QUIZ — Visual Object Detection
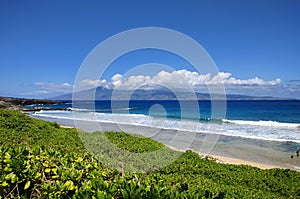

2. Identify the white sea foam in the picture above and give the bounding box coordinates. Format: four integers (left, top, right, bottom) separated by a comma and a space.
222, 119, 300, 128
69, 108, 90, 111
112, 107, 135, 111
32, 110, 300, 143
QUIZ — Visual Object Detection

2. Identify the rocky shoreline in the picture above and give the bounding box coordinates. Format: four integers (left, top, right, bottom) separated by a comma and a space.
0, 96, 68, 111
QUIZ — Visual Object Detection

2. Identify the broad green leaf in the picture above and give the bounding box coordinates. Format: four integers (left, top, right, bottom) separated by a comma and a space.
2, 181, 9, 187
45, 168, 51, 173
24, 181, 30, 190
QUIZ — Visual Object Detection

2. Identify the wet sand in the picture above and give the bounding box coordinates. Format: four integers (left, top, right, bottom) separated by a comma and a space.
33, 115, 300, 171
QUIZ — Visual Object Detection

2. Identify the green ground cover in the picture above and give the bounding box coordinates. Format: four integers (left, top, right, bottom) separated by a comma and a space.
0, 109, 299, 198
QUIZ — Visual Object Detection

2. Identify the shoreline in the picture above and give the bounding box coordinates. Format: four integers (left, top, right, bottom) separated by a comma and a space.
59, 124, 75, 129
166, 146, 280, 170
56, 125, 282, 170
209, 154, 278, 169
33, 115, 300, 172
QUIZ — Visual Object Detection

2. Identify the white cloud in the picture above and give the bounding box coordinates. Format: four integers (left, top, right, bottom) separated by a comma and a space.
34, 82, 73, 93
32, 70, 290, 98
111, 74, 152, 90
107, 70, 281, 90
225, 76, 281, 86
79, 79, 111, 89
111, 74, 123, 81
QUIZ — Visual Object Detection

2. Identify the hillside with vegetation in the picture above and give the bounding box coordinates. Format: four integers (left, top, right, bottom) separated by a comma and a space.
0, 96, 65, 110
0, 109, 300, 198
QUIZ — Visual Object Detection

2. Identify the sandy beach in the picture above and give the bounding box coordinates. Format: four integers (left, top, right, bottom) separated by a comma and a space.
166, 146, 280, 170
211, 155, 278, 169
34, 115, 300, 171
57, 124, 280, 169
59, 124, 75, 129
59, 123, 278, 169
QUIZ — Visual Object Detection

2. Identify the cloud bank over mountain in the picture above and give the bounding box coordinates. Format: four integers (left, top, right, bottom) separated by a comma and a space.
32, 69, 299, 99
77, 70, 281, 90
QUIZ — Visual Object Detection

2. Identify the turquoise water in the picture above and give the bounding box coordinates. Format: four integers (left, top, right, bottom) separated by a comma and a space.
29, 100, 300, 143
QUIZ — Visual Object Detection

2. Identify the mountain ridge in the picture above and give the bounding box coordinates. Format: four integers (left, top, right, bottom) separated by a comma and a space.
52, 87, 295, 101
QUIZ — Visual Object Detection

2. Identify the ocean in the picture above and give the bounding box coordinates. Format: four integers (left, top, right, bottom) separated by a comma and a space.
29, 100, 300, 144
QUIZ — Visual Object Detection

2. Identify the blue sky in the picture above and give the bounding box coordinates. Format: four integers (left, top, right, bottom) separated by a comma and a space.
0, 0, 299, 98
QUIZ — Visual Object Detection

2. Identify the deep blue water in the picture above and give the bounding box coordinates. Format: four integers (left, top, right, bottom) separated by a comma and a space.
67, 100, 300, 123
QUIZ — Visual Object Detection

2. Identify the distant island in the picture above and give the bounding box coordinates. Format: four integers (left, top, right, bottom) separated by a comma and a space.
0, 88, 296, 111
53, 86, 296, 101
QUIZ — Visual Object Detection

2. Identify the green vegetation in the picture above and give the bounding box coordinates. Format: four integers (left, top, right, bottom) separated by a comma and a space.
105, 132, 165, 153
1, 109, 300, 198
0, 110, 84, 153
80, 131, 181, 173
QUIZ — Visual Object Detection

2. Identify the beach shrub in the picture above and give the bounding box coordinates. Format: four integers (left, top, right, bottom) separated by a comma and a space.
105, 131, 165, 153
0, 109, 300, 198
0, 109, 84, 153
